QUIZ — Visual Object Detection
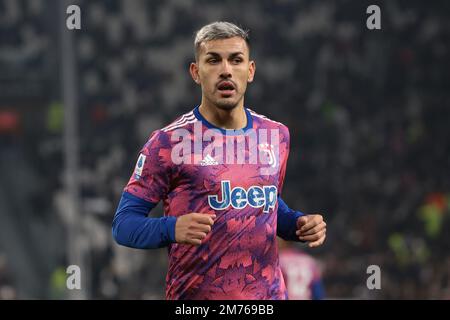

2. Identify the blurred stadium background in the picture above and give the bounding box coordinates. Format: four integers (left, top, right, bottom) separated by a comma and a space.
0, 0, 449, 299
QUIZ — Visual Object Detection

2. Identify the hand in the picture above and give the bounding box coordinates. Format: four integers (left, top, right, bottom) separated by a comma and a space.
296, 214, 326, 248
175, 213, 216, 246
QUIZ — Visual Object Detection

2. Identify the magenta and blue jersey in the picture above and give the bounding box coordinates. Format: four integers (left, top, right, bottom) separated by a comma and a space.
279, 248, 325, 300
112, 106, 305, 300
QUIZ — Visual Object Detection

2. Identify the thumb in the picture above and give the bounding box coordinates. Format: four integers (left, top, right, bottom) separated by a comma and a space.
297, 216, 307, 229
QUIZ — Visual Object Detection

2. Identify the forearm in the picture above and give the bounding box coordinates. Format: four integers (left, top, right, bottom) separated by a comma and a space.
112, 192, 177, 249
277, 197, 305, 241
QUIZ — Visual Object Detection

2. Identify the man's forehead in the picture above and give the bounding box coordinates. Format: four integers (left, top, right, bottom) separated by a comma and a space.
199, 37, 249, 56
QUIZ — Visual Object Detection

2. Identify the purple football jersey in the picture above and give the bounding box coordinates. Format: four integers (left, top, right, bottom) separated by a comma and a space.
124, 106, 290, 300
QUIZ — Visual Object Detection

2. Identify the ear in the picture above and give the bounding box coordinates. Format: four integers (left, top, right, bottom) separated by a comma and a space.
247, 60, 256, 83
190, 62, 201, 85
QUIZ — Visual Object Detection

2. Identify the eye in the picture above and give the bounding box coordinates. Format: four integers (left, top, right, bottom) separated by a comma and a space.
207, 58, 219, 64
232, 58, 243, 64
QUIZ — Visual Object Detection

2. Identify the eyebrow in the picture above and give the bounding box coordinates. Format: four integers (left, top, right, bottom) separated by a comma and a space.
205, 52, 245, 58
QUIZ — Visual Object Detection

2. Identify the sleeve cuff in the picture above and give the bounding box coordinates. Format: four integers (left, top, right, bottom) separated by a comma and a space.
165, 216, 178, 243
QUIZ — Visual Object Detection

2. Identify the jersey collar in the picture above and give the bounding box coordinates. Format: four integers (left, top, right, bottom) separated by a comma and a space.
193, 106, 254, 135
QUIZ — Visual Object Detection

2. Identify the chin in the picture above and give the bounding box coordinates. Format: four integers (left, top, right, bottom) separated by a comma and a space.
215, 101, 238, 110
214, 96, 242, 110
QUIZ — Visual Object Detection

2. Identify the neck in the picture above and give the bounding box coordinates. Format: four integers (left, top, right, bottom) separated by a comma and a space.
198, 98, 247, 130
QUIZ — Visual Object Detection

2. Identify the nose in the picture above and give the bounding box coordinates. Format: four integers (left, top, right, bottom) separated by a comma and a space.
219, 60, 232, 79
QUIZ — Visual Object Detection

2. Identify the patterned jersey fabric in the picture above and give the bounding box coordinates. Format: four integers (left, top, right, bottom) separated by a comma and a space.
124, 106, 290, 300
279, 248, 323, 300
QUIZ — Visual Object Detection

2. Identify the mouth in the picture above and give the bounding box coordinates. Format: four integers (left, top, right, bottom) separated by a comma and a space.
217, 81, 236, 96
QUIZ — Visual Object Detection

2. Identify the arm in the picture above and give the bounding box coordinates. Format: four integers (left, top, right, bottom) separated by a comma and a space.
113, 130, 214, 249
112, 191, 215, 249
112, 130, 176, 249
112, 191, 177, 249
276, 127, 307, 241
277, 197, 327, 247
277, 197, 305, 241
276, 126, 326, 247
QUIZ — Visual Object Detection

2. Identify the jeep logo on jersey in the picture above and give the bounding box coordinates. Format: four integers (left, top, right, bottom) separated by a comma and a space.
208, 180, 278, 213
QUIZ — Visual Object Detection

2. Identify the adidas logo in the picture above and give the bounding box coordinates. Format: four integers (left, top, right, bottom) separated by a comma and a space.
199, 154, 218, 166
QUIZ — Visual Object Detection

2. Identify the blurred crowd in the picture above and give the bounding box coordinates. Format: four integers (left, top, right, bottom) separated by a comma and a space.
0, 0, 449, 299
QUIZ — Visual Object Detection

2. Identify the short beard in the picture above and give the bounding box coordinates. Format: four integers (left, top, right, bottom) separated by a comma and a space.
209, 92, 244, 111
214, 99, 239, 110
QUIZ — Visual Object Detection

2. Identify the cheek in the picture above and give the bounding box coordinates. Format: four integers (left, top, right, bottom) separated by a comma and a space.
199, 73, 214, 89
237, 68, 251, 82
238, 82, 248, 93
237, 73, 250, 89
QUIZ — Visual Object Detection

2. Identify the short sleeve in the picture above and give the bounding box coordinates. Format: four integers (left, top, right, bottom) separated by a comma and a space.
277, 125, 290, 195
124, 130, 173, 204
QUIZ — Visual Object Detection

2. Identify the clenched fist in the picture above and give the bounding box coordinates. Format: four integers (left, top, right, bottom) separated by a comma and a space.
296, 214, 327, 248
175, 213, 216, 246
